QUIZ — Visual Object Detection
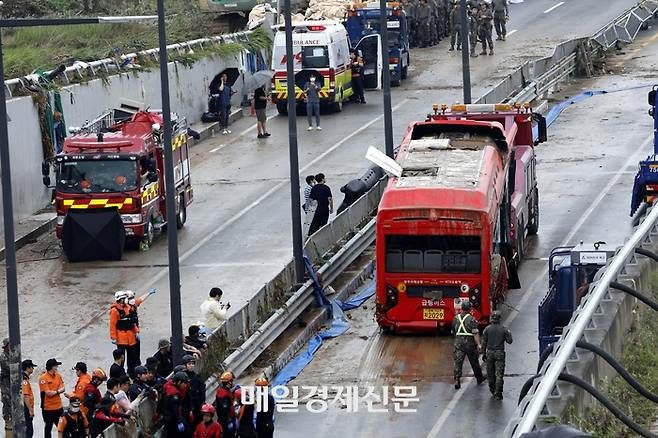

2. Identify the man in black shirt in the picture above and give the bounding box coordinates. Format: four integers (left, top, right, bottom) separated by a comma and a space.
109, 349, 126, 379
254, 85, 270, 139
153, 338, 174, 378
308, 173, 333, 236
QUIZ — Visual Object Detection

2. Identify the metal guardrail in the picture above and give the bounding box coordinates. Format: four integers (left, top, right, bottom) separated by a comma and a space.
103, 177, 386, 437
479, 0, 658, 107
3, 31, 253, 98
505, 205, 658, 437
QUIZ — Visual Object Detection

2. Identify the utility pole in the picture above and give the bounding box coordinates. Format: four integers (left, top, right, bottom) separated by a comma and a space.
379, 0, 394, 157
284, 0, 304, 284
459, 0, 472, 103
156, 0, 184, 364
0, 28, 25, 438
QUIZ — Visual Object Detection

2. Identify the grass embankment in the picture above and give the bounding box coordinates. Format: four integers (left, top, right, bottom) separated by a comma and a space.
2, 0, 249, 79
566, 273, 658, 437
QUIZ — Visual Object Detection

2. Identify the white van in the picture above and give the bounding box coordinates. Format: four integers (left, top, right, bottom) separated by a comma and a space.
271, 21, 379, 114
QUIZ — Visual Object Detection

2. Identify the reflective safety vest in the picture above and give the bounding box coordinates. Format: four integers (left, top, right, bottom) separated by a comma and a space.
455, 314, 474, 336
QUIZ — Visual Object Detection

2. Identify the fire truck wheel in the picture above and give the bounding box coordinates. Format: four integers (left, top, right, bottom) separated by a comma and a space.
176, 195, 187, 229
516, 222, 524, 261
144, 216, 154, 248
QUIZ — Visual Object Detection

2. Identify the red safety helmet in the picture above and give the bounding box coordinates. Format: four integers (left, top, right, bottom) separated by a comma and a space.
233, 388, 242, 402
200, 404, 215, 415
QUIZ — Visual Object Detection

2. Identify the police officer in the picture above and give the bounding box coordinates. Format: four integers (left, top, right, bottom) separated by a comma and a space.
491, 0, 509, 41
482, 310, 513, 400
452, 301, 486, 389
468, 5, 479, 57
0, 339, 10, 430
477, 2, 494, 55
448, 1, 461, 51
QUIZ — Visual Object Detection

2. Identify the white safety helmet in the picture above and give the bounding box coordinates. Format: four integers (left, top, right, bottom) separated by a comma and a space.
125, 290, 135, 299
114, 290, 129, 302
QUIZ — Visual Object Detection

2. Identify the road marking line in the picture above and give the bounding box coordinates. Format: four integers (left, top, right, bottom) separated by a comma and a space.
425, 134, 653, 438
57, 98, 411, 356
507, 30, 518, 37
209, 145, 224, 153
543, 2, 564, 13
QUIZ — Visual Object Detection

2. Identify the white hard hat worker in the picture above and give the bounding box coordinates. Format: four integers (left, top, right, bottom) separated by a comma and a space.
114, 290, 128, 302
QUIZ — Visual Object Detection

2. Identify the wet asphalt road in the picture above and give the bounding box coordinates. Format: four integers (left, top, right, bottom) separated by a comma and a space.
0, 0, 652, 435
273, 30, 658, 437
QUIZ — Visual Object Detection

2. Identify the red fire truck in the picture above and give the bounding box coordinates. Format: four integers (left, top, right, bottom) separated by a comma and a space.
46, 106, 193, 258
375, 103, 546, 332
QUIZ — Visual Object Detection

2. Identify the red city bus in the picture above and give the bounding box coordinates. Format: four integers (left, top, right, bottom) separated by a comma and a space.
375, 103, 544, 332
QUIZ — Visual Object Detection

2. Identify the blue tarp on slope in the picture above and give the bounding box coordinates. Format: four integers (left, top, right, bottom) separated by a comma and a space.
271, 280, 375, 388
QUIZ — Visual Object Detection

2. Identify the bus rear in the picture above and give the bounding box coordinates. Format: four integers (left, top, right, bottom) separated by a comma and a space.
375, 208, 493, 333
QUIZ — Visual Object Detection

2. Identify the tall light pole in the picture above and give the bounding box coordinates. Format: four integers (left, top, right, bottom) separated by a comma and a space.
379, 0, 394, 157
156, 0, 185, 364
459, 0, 472, 103
0, 14, 156, 437
283, 0, 304, 284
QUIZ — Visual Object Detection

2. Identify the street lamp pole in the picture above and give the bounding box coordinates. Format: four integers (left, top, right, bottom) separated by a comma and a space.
0, 26, 26, 438
379, 0, 394, 157
283, 0, 305, 284
459, 0, 472, 103
156, 0, 185, 364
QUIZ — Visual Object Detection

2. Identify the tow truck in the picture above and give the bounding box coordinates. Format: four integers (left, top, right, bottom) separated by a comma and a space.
345, 2, 410, 87
630, 86, 658, 216
43, 103, 193, 261
537, 241, 616, 355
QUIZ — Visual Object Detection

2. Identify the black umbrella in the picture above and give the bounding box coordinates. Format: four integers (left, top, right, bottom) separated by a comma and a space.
209, 68, 241, 94
62, 208, 126, 262
294, 69, 325, 91
520, 426, 593, 438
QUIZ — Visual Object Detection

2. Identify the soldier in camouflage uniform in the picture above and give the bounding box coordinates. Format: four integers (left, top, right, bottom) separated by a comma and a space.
477, 2, 494, 55
448, 1, 461, 51
482, 311, 513, 400
492, 0, 509, 40
404, 0, 418, 48
435, 0, 445, 43
416, 0, 432, 47
0, 339, 11, 427
451, 301, 486, 389
468, 5, 479, 57
429, 0, 439, 45
442, 0, 451, 38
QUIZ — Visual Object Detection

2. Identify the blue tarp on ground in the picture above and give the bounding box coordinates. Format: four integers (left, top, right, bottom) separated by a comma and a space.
271, 280, 375, 388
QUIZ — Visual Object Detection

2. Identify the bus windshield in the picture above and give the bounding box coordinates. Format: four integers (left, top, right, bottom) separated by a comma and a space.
385, 235, 481, 274
56, 160, 137, 194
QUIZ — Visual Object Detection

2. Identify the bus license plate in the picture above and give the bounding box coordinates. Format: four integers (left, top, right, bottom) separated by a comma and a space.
423, 309, 444, 320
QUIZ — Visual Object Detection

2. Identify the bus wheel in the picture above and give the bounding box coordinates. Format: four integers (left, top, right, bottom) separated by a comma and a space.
176, 194, 187, 229
276, 102, 288, 116
528, 189, 539, 235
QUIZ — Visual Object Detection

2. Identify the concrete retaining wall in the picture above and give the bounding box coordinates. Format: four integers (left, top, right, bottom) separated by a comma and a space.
0, 49, 261, 229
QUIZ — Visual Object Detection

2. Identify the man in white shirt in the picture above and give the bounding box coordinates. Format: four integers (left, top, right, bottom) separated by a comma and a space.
200, 287, 231, 331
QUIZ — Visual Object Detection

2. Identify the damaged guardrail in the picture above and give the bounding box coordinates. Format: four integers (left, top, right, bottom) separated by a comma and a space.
479, 0, 658, 106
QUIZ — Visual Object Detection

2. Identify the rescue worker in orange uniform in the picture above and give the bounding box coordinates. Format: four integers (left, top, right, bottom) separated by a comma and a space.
109, 291, 141, 375
214, 371, 236, 438
39, 358, 66, 438
65, 362, 91, 402
56, 397, 89, 438
194, 404, 222, 438
22, 359, 37, 438
126, 288, 157, 369
82, 368, 107, 424
255, 377, 275, 438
